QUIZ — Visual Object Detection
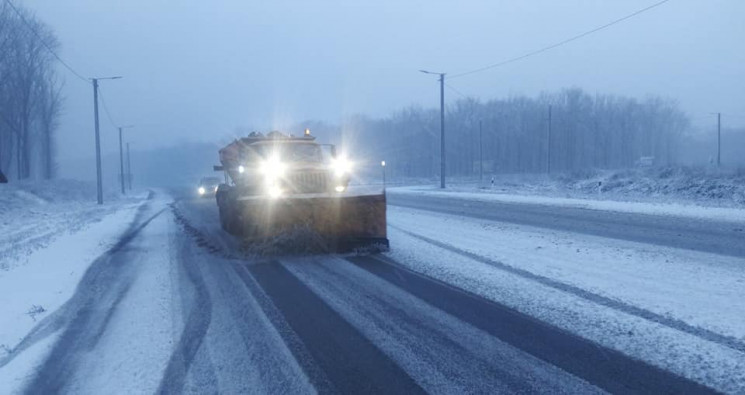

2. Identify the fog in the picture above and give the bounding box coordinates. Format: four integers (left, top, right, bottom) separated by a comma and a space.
9, 0, 745, 184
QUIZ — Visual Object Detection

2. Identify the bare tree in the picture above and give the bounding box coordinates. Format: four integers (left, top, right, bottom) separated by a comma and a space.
0, 2, 62, 181
343, 88, 690, 179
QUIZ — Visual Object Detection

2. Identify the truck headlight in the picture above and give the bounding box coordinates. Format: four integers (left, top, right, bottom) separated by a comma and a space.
331, 157, 352, 177
259, 156, 285, 178
268, 185, 283, 198
198, 187, 206, 195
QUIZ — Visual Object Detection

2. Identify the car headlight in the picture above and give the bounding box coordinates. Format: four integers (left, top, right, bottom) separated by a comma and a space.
331, 157, 352, 177
198, 187, 206, 195
334, 185, 346, 192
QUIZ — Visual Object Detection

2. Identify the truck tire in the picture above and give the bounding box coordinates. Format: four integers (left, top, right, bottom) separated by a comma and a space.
217, 184, 242, 235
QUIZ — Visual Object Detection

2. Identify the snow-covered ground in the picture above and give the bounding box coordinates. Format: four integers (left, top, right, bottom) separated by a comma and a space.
0, 180, 144, 270
386, 205, 745, 393
0, 180, 150, 391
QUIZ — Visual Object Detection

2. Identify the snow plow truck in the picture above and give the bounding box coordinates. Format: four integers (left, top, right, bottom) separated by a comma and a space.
214, 130, 389, 252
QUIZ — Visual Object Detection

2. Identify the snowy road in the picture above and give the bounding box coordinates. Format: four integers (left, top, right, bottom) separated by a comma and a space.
2, 188, 741, 393
387, 190, 745, 258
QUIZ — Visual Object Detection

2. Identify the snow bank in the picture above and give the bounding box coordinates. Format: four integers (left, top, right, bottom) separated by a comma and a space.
0, 180, 145, 270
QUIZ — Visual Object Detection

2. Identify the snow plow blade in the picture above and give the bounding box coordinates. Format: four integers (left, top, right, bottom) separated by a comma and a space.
229, 192, 389, 253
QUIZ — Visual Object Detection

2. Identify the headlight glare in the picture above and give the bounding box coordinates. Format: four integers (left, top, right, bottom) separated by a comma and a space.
198, 187, 206, 195
331, 157, 352, 177
268, 186, 282, 198
259, 156, 285, 178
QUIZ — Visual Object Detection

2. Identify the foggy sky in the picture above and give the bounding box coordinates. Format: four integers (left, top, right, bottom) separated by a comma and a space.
21, 0, 745, 170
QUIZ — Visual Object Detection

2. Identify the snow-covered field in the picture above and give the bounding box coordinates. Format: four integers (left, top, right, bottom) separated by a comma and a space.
386, 205, 745, 393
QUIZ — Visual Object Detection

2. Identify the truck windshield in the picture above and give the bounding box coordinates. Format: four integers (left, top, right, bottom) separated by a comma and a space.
200, 177, 221, 185
246, 143, 329, 164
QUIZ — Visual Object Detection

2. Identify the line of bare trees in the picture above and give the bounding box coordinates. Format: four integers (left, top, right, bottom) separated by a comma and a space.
340, 88, 689, 178
0, 2, 63, 181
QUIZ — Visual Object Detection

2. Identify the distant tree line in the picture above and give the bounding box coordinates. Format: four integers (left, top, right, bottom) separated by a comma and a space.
0, 2, 63, 181
338, 88, 690, 178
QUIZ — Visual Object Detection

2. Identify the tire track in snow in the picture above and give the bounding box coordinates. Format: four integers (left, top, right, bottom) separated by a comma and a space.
282, 257, 600, 394
345, 254, 715, 394
247, 260, 425, 394
0, 194, 157, 369
156, 207, 215, 395
390, 223, 745, 356
15, 194, 167, 393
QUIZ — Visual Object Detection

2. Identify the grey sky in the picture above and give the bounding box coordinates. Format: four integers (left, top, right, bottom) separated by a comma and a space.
22, 0, 745, 163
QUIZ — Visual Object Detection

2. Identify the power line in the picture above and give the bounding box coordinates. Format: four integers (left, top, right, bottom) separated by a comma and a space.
450, 0, 672, 79
4, 0, 89, 83
445, 83, 467, 98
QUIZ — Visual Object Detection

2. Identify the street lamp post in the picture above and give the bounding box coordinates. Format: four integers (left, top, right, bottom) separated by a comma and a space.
118, 125, 134, 194
381, 160, 386, 191
126, 142, 132, 190
420, 70, 446, 189
479, 119, 483, 185
91, 76, 122, 204
717, 112, 721, 167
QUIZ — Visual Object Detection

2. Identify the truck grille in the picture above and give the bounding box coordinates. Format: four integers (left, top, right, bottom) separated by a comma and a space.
286, 171, 328, 193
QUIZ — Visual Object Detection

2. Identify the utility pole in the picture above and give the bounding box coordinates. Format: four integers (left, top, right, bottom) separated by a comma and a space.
479, 119, 483, 185
93, 79, 103, 204
420, 70, 446, 189
91, 76, 121, 204
439, 74, 445, 189
717, 112, 721, 167
547, 105, 552, 174
118, 125, 133, 194
118, 127, 125, 194
381, 160, 386, 191
126, 142, 132, 190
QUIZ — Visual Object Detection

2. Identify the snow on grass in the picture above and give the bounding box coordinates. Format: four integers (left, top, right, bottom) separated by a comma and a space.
386, 206, 745, 393
0, 180, 148, 269
389, 167, 745, 207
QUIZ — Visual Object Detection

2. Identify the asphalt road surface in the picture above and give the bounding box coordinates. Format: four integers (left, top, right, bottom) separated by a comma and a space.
14, 190, 719, 394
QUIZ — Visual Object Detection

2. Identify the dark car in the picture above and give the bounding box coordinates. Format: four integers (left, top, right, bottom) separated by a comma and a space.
197, 176, 221, 197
